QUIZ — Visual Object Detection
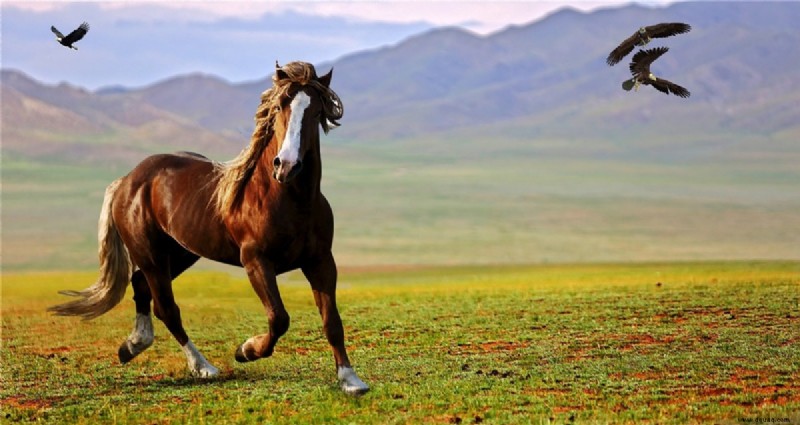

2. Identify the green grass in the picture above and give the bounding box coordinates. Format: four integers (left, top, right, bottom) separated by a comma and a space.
2, 262, 799, 424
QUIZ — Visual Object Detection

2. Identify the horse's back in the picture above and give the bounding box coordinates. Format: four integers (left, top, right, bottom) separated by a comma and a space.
175, 151, 211, 160
113, 152, 240, 265
128, 152, 214, 176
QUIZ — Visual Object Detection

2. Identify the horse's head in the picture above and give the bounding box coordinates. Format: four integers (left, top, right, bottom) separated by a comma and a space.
270, 62, 342, 184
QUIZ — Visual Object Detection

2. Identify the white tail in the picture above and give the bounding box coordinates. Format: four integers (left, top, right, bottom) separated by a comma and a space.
48, 179, 132, 320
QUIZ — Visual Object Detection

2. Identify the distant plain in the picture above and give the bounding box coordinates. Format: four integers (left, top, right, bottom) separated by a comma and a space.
3, 142, 798, 271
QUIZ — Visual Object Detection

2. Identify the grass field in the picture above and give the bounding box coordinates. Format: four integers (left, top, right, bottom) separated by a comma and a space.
2, 262, 799, 424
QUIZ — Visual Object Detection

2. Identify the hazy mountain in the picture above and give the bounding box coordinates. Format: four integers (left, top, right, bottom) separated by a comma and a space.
130, 73, 258, 134
323, 2, 800, 156
3, 2, 799, 166
1, 70, 243, 164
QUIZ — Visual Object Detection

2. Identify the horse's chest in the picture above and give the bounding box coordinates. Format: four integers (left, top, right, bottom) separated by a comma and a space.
256, 212, 319, 261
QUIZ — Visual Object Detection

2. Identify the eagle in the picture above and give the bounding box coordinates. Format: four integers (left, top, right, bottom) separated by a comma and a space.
606, 22, 691, 66
623, 46, 690, 98
51, 22, 90, 50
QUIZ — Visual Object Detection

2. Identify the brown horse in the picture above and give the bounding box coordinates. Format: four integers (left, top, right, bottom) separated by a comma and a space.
48, 61, 369, 395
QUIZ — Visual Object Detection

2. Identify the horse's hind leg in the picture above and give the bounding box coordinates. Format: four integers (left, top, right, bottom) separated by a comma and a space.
302, 252, 369, 395
143, 262, 219, 378
117, 249, 199, 363
121, 240, 216, 378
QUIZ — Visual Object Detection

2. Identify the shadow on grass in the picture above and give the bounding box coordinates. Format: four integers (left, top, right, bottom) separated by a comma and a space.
129, 371, 246, 390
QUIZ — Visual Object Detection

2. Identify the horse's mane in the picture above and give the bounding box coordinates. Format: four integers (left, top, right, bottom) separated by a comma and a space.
213, 61, 343, 214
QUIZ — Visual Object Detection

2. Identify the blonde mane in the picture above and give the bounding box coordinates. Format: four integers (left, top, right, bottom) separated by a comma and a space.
213, 62, 342, 214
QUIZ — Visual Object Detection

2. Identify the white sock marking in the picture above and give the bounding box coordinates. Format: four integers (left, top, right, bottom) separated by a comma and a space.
126, 313, 154, 355
181, 339, 219, 378
338, 366, 369, 395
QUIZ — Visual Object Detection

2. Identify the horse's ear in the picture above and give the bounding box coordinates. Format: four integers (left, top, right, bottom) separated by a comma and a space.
319, 68, 333, 88
275, 61, 289, 81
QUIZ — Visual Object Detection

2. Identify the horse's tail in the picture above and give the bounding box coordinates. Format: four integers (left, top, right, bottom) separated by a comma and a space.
48, 179, 133, 320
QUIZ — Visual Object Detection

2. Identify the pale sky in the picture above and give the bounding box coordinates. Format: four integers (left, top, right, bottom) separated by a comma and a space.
8, 0, 675, 34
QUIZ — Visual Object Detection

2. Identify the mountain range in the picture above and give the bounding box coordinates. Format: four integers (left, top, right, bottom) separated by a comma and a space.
3, 1, 799, 166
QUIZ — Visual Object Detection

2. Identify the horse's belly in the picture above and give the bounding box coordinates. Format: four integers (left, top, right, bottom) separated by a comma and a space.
166, 220, 241, 266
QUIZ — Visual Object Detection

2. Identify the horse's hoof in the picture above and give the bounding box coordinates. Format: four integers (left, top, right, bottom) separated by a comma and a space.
234, 344, 250, 363
235, 338, 271, 362
191, 364, 220, 379
341, 381, 370, 396
118, 341, 135, 364
338, 366, 369, 396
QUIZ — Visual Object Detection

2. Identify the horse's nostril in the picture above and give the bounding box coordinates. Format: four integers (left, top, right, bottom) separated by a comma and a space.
295, 160, 303, 172
273, 157, 281, 167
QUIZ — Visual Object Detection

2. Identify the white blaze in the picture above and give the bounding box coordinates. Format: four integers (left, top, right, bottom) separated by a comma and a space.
276, 91, 311, 165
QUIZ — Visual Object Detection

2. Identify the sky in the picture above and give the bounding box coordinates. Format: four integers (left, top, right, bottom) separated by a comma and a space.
2, 1, 675, 90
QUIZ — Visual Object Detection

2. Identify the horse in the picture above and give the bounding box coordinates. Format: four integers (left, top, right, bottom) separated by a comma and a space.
48, 61, 369, 395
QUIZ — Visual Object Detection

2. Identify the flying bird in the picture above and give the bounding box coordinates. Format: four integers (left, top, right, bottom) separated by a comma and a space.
606, 22, 691, 66
51, 22, 90, 50
623, 46, 690, 98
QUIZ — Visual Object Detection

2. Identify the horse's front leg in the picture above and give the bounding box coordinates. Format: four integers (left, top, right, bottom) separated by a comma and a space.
302, 252, 369, 395
235, 248, 290, 362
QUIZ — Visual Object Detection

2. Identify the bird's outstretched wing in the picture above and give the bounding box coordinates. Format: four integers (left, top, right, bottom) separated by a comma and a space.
63, 22, 89, 45
607, 22, 690, 66
606, 32, 639, 66
652, 77, 690, 98
629, 46, 669, 75
645, 22, 691, 39
51, 26, 65, 39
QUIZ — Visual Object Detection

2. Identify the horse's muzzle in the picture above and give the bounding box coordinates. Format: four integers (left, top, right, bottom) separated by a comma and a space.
272, 157, 303, 183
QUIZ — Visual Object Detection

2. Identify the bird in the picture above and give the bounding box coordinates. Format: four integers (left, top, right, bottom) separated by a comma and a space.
51, 22, 90, 50
623, 46, 690, 98
606, 22, 691, 66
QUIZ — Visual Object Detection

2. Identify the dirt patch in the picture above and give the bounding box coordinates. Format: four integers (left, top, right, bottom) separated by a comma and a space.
757, 392, 800, 407
619, 333, 678, 351
663, 382, 800, 409
700, 387, 737, 397
552, 406, 581, 415
1, 395, 60, 410
451, 340, 529, 355
750, 385, 800, 395
728, 368, 763, 384
780, 336, 800, 347
652, 313, 688, 324
526, 388, 571, 397
608, 369, 674, 381
476, 341, 528, 353
632, 371, 662, 380
30, 345, 74, 356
